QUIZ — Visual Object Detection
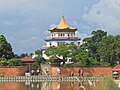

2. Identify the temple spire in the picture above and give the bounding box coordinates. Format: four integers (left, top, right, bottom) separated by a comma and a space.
56, 15, 69, 29
48, 15, 77, 31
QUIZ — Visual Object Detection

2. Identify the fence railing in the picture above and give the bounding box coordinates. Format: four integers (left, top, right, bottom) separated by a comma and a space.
0, 76, 106, 82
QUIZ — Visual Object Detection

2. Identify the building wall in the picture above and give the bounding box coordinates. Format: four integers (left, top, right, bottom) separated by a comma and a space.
51, 32, 75, 37
0, 65, 113, 76
0, 66, 28, 76
49, 66, 112, 76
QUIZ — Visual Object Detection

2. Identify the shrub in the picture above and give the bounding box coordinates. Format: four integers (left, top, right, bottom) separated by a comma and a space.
94, 77, 119, 90
0, 58, 8, 66
8, 59, 22, 66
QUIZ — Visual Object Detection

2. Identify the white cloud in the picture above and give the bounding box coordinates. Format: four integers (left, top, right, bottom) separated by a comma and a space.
0, 0, 102, 54
76, 31, 90, 40
83, 0, 120, 35
49, 24, 56, 28
72, 21, 78, 26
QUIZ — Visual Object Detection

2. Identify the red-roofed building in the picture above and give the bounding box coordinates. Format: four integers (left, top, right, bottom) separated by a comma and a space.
20, 56, 34, 72
112, 65, 120, 72
112, 65, 120, 79
20, 56, 34, 63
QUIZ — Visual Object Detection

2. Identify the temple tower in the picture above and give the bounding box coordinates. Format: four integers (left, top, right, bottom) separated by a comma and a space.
42, 16, 81, 62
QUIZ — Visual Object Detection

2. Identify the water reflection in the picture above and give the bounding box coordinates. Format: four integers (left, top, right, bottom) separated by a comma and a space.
0, 81, 99, 90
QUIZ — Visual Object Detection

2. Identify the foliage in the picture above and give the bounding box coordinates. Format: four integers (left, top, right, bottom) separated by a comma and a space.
57, 43, 70, 65
0, 58, 22, 66
97, 35, 120, 65
48, 56, 62, 66
44, 30, 120, 66
94, 77, 119, 90
8, 59, 22, 66
0, 58, 8, 66
32, 62, 39, 70
34, 56, 44, 64
44, 46, 58, 57
31, 55, 44, 70
45, 44, 70, 65
34, 50, 42, 56
0, 35, 14, 59
82, 30, 120, 66
19, 53, 29, 58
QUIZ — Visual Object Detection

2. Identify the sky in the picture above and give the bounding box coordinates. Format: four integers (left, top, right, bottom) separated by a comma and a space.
0, 0, 120, 54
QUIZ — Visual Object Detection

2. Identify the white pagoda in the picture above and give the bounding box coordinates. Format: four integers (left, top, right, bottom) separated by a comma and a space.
42, 16, 81, 63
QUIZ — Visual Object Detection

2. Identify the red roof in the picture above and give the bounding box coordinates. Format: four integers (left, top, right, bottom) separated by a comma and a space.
20, 56, 33, 62
112, 65, 120, 72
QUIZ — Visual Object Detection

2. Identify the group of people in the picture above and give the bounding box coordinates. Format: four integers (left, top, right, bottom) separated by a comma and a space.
70, 69, 84, 76
31, 69, 43, 75
30, 68, 84, 76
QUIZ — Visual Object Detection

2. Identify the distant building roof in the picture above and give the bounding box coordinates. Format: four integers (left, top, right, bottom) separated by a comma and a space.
112, 65, 120, 72
20, 56, 33, 62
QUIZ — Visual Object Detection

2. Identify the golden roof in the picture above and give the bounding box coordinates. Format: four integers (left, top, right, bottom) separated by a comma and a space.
49, 16, 77, 31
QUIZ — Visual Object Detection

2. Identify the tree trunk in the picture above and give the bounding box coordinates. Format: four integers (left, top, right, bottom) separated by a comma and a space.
63, 56, 66, 65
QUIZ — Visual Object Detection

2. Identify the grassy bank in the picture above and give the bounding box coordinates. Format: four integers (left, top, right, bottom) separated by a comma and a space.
94, 77, 119, 90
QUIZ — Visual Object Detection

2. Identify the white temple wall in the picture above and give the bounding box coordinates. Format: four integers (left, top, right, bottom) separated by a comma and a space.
51, 32, 75, 37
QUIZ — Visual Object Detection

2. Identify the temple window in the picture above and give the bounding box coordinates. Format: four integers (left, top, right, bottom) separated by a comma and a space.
52, 34, 53, 37
58, 34, 60, 36
50, 43, 52, 46
68, 34, 69, 37
58, 42, 60, 46
78, 42, 80, 46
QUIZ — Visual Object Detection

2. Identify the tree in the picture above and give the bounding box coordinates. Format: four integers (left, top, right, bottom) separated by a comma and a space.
8, 59, 22, 66
34, 55, 45, 64
0, 58, 8, 66
0, 35, 14, 59
19, 53, 28, 58
82, 30, 107, 61
44, 43, 70, 65
32, 62, 39, 70
82, 30, 120, 66
97, 35, 120, 66
91, 30, 107, 42
57, 43, 70, 65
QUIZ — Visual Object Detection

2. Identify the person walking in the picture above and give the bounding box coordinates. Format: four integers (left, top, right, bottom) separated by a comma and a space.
81, 69, 84, 76
78, 69, 81, 76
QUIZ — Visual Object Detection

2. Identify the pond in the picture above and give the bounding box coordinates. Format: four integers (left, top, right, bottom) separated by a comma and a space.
0, 81, 99, 90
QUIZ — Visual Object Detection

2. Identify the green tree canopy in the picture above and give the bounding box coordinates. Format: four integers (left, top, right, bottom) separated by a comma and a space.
44, 43, 70, 65
82, 30, 120, 66
8, 58, 22, 66
0, 35, 14, 59
34, 55, 45, 64
44, 30, 120, 66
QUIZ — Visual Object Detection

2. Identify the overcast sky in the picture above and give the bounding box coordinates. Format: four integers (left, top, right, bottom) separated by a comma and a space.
0, 0, 120, 54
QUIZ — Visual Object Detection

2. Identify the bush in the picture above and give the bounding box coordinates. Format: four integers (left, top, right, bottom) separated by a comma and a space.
32, 62, 39, 70
0, 58, 8, 66
63, 62, 86, 67
94, 77, 119, 90
8, 59, 22, 66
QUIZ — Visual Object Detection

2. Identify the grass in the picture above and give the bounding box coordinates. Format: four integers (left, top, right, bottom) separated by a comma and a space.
94, 77, 119, 90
